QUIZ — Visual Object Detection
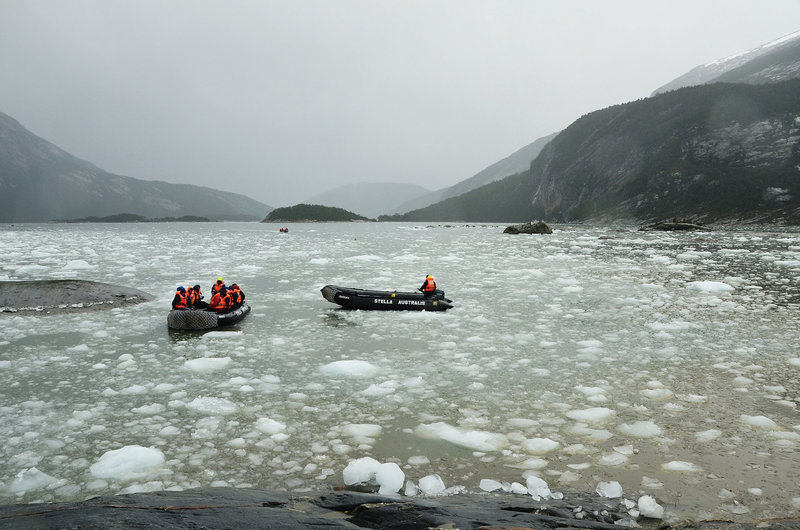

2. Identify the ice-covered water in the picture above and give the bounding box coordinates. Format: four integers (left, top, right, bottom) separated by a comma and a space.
1, 222, 799, 523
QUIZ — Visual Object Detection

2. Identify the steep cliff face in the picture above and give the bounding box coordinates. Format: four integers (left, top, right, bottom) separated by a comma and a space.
525, 80, 800, 224
0, 112, 271, 222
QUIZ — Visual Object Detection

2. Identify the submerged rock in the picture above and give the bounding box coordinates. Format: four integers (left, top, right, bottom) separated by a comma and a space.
639, 218, 710, 232
0, 279, 153, 314
503, 220, 553, 234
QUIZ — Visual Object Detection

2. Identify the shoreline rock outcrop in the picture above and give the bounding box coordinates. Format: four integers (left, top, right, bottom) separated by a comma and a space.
0, 280, 153, 314
503, 220, 553, 234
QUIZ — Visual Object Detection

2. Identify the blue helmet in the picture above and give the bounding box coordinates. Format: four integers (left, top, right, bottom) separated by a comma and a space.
177, 286, 185, 292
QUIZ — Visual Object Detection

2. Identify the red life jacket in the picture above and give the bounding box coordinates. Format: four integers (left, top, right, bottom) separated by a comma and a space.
423, 277, 436, 292
174, 290, 188, 309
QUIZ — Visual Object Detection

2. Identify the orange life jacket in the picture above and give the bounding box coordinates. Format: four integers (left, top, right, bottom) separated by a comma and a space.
173, 290, 188, 309
211, 281, 225, 296
188, 289, 201, 306
209, 292, 225, 310
423, 277, 436, 292
230, 287, 242, 305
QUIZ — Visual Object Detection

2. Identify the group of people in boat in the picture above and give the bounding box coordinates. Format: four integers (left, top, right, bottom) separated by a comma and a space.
171, 274, 434, 312
171, 277, 246, 313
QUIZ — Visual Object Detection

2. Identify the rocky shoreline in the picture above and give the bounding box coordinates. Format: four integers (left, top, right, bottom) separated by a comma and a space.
1, 488, 798, 529
0, 280, 153, 314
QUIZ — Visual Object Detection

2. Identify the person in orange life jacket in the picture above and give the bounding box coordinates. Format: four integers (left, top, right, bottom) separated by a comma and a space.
211, 277, 225, 297
188, 284, 208, 309
209, 286, 232, 313
419, 275, 436, 296
231, 284, 245, 307
171, 286, 189, 309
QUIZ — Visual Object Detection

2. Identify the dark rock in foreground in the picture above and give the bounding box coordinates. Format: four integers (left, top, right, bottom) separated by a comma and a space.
639, 219, 710, 232
504, 220, 553, 234
0, 488, 631, 529
1, 487, 796, 529
0, 280, 153, 314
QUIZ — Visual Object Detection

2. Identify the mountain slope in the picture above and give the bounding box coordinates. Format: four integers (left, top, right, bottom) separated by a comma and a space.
0, 112, 271, 222
385, 80, 800, 224
653, 30, 800, 94
393, 132, 557, 214
302, 182, 431, 218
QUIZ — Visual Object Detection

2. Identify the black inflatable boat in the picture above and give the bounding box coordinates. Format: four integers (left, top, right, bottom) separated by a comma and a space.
167, 303, 251, 330
321, 285, 453, 311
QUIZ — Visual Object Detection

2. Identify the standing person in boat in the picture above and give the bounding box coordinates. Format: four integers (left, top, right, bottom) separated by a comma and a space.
210, 277, 226, 297
188, 284, 208, 309
419, 275, 436, 296
171, 286, 189, 309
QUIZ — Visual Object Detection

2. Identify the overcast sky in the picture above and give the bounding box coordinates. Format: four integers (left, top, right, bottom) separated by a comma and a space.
1, 1, 799, 207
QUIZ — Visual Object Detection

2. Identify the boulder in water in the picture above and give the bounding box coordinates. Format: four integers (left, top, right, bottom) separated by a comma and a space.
503, 221, 553, 234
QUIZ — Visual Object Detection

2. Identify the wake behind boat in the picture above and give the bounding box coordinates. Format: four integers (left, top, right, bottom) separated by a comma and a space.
321, 285, 453, 311
167, 303, 251, 330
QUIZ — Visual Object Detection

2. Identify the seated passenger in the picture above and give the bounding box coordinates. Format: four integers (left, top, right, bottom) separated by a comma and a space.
229, 284, 244, 308
209, 286, 232, 313
172, 286, 189, 309
188, 284, 208, 309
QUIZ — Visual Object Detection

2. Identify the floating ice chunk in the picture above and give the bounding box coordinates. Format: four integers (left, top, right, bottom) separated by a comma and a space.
404, 480, 418, 496
416, 423, 507, 451
522, 437, 559, 455
565, 407, 615, 423
89, 445, 165, 480
407, 455, 430, 466
185, 397, 237, 415
517, 458, 548, 470
254, 417, 286, 435
599, 453, 628, 466
641, 388, 673, 399
662, 461, 702, 472
510, 482, 528, 495
480, 479, 503, 492
375, 462, 404, 495
321, 360, 379, 377
789, 358, 800, 368
740, 415, 777, 429
343, 424, 383, 438
596, 480, 623, 498
184, 357, 232, 372
687, 281, 735, 293
617, 420, 662, 438
418, 474, 447, 496
525, 475, 551, 500
362, 380, 398, 396
6, 467, 58, 493
638, 495, 664, 519
342, 457, 381, 485
506, 418, 539, 429
63, 259, 94, 270
696, 429, 722, 442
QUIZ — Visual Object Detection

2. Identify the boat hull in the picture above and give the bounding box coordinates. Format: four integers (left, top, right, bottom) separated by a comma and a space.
167, 303, 251, 330
320, 285, 453, 311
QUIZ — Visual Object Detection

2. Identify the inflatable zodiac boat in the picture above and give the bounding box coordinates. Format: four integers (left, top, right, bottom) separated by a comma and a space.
320, 285, 453, 311
167, 303, 251, 330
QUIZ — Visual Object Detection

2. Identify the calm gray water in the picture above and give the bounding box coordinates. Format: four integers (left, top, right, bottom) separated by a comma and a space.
1, 222, 799, 523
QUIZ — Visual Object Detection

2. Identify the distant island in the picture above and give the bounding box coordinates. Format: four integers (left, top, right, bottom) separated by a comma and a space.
263, 204, 372, 222
58, 213, 213, 223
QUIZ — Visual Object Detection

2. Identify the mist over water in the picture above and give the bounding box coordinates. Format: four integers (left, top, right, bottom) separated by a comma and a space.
1, 222, 799, 522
